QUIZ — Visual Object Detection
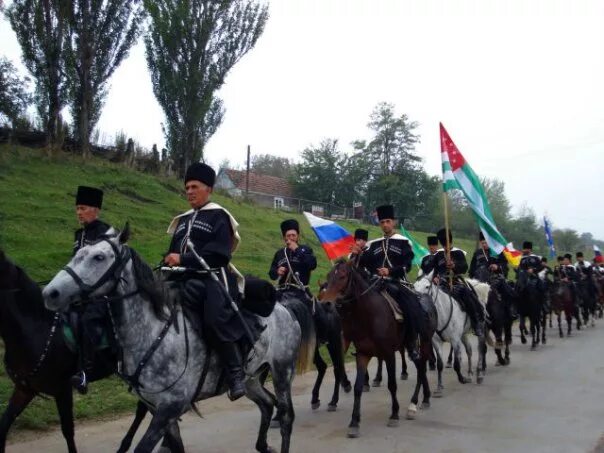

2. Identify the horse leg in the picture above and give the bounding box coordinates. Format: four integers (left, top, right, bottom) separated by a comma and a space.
0, 388, 35, 453
363, 367, 371, 392
270, 364, 296, 453
385, 355, 400, 426
504, 320, 512, 365
419, 339, 432, 408
372, 358, 383, 387
54, 386, 77, 453
117, 400, 149, 453
246, 376, 277, 453
311, 345, 326, 410
519, 315, 527, 344
133, 406, 179, 453
476, 336, 486, 384
452, 341, 470, 384
400, 350, 409, 380
541, 310, 547, 344
557, 311, 563, 338
326, 340, 343, 411
432, 337, 444, 397
446, 344, 453, 368
461, 333, 473, 377
335, 335, 352, 393
347, 353, 370, 438
530, 314, 537, 350
160, 422, 184, 453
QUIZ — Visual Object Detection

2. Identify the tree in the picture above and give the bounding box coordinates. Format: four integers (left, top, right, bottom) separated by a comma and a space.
63, 0, 143, 158
0, 57, 31, 127
554, 228, 581, 254
291, 139, 344, 204
7, 0, 68, 148
145, 0, 269, 176
251, 154, 292, 179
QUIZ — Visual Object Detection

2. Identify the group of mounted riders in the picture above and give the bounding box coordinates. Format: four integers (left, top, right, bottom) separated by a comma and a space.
68, 160, 603, 405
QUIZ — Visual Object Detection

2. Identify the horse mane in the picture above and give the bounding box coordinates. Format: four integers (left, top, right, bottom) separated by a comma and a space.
465, 278, 490, 306
129, 248, 169, 320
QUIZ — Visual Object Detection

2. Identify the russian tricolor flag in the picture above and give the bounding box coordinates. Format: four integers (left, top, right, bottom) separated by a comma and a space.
303, 212, 355, 260
594, 245, 602, 257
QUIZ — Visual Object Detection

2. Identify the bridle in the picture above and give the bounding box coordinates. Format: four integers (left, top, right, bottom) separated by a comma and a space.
62, 236, 135, 303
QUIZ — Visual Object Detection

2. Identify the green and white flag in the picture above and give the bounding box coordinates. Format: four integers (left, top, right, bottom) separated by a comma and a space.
400, 225, 429, 266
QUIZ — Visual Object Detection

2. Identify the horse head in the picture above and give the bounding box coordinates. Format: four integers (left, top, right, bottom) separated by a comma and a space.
319, 259, 355, 305
43, 224, 131, 312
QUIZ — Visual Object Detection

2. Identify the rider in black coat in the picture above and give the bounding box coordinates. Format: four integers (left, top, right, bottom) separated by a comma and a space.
71, 186, 112, 394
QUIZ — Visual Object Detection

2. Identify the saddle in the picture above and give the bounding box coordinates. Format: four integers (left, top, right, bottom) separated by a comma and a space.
61, 306, 112, 353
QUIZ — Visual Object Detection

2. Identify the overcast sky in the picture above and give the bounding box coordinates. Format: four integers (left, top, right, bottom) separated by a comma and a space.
2, 0, 603, 239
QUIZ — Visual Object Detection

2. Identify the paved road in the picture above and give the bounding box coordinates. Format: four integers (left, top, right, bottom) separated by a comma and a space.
8, 324, 604, 453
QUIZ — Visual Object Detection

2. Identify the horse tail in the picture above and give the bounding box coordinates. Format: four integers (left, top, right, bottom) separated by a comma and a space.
284, 298, 317, 374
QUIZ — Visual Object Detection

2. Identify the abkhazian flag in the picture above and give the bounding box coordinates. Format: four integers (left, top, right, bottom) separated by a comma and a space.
543, 217, 556, 258
400, 225, 429, 266
440, 123, 522, 267
303, 212, 355, 260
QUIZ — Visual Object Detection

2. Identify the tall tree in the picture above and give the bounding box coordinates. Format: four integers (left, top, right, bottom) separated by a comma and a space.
63, 0, 143, 157
0, 57, 31, 127
251, 153, 292, 179
145, 0, 269, 176
7, 0, 68, 148
554, 228, 581, 254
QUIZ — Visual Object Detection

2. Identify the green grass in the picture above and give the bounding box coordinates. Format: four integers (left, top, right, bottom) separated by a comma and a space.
0, 144, 478, 435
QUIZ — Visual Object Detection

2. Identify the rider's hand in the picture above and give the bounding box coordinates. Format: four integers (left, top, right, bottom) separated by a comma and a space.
277, 266, 288, 276
378, 267, 390, 277
433, 276, 440, 285
350, 244, 362, 255
527, 268, 534, 274
446, 259, 454, 270
286, 240, 299, 252
164, 253, 181, 266
489, 264, 499, 271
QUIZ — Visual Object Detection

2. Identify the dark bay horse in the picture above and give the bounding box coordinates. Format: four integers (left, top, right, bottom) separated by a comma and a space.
320, 261, 436, 438
550, 280, 580, 337
0, 249, 159, 453
516, 272, 546, 350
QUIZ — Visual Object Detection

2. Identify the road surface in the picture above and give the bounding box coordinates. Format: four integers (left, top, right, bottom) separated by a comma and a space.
8, 323, 604, 453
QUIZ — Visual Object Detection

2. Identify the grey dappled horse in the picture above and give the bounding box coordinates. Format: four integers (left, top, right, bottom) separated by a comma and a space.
42, 226, 314, 453
414, 272, 489, 392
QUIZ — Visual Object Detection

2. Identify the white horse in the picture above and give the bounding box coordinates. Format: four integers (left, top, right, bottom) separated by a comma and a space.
42, 226, 315, 453
414, 272, 490, 395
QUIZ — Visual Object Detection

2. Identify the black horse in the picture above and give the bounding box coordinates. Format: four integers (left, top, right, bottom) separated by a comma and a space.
0, 250, 172, 452
516, 272, 546, 350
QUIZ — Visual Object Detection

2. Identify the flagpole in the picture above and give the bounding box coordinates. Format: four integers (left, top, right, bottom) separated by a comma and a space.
443, 191, 453, 289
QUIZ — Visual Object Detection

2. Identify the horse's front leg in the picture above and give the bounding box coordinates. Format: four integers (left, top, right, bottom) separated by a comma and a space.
54, 386, 77, 453
400, 350, 409, 380
372, 358, 383, 387
311, 345, 326, 410
461, 333, 473, 377
0, 388, 35, 453
385, 354, 400, 426
432, 337, 444, 397
117, 400, 149, 453
133, 405, 179, 453
347, 353, 370, 438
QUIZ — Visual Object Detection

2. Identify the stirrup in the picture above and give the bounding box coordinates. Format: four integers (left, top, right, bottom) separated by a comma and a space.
70, 371, 88, 395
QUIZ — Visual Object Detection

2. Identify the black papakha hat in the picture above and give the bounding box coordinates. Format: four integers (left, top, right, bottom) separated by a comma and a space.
436, 228, 453, 247
576, 251, 584, 258
427, 236, 439, 246
184, 162, 216, 187
564, 253, 573, 260
354, 229, 369, 241
557, 256, 564, 262
522, 241, 533, 250
541, 257, 548, 263
280, 219, 299, 235
376, 205, 395, 221
479, 231, 485, 241
76, 186, 103, 208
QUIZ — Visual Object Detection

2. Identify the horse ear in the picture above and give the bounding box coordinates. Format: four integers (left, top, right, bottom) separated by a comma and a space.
119, 222, 131, 244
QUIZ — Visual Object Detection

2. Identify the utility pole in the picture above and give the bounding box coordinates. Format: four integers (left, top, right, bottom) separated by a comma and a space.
245, 145, 251, 198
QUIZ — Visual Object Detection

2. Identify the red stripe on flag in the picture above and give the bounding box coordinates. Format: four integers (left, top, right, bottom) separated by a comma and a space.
440, 123, 466, 171
321, 235, 355, 260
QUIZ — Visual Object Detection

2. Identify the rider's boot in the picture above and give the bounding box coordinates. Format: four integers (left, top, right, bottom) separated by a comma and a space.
217, 342, 246, 401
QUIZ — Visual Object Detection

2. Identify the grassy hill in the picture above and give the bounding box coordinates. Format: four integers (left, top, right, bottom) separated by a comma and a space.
0, 144, 478, 434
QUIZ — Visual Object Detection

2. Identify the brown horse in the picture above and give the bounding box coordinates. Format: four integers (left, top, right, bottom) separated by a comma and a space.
320, 260, 436, 438
550, 280, 579, 337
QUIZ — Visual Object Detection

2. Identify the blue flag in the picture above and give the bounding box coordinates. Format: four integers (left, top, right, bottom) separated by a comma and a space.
544, 217, 556, 258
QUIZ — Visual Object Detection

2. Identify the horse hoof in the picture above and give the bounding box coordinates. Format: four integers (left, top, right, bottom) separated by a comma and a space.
542, 338, 547, 345
421, 401, 430, 409
372, 380, 382, 387
445, 362, 453, 369
342, 382, 352, 393
362, 384, 370, 393
559, 332, 564, 338
311, 401, 320, 410
327, 404, 337, 412
521, 337, 527, 344
158, 448, 171, 453
406, 403, 418, 420
269, 419, 280, 429
505, 358, 510, 365
387, 418, 399, 427
433, 389, 443, 398
347, 426, 360, 438
459, 376, 470, 384
400, 373, 409, 381
265, 447, 278, 453
477, 376, 484, 385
